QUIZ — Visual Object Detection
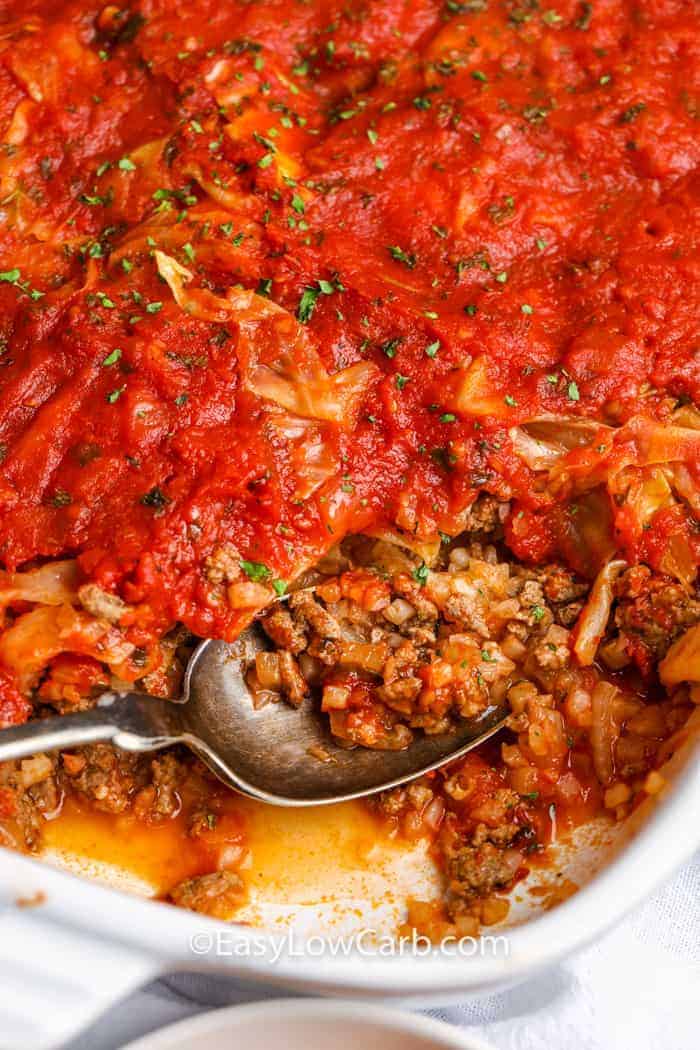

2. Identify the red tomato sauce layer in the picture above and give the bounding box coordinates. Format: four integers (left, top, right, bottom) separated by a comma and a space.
0, 0, 698, 703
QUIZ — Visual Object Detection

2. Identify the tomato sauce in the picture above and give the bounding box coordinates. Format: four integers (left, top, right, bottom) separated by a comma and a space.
0, 0, 698, 705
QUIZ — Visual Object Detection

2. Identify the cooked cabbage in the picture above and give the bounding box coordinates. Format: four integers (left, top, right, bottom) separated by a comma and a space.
659, 624, 700, 686
573, 559, 627, 666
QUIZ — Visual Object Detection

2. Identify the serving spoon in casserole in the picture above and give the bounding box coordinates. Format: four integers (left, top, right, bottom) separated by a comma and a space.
0, 626, 508, 806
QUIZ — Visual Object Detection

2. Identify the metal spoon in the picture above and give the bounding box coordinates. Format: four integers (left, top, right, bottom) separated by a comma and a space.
0, 625, 508, 805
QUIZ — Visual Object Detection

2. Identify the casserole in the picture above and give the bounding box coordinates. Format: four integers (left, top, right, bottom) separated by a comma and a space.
0, 3, 699, 1048
1, 706, 698, 1050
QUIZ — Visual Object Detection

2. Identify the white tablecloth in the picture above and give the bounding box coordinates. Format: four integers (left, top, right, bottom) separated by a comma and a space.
67, 850, 699, 1050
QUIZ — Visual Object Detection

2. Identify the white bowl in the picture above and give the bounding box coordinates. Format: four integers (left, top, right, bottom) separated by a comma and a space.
120, 999, 492, 1050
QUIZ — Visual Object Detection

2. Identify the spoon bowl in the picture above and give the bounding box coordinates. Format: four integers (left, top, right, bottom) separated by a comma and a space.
0, 624, 508, 806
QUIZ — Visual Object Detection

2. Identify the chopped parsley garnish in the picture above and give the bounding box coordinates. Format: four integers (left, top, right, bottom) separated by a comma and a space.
619, 102, 646, 124
387, 245, 417, 269
140, 486, 170, 509
382, 338, 402, 359
297, 286, 319, 322
425, 340, 440, 358
575, 2, 593, 29
81, 191, 112, 207
413, 563, 429, 586
296, 279, 335, 322
102, 348, 122, 367
106, 385, 125, 403
567, 381, 580, 401
523, 105, 549, 123
272, 579, 287, 596
240, 559, 271, 582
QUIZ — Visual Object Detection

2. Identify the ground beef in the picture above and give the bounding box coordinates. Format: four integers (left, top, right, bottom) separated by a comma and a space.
289, 591, 343, 640
132, 753, 184, 821
169, 870, 245, 918
260, 605, 307, 654
460, 495, 507, 535
254, 535, 570, 746
61, 744, 145, 813
0, 755, 61, 849
531, 625, 571, 671
77, 584, 129, 624
447, 841, 521, 901
542, 566, 589, 605
614, 566, 700, 664
203, 543, 242, 585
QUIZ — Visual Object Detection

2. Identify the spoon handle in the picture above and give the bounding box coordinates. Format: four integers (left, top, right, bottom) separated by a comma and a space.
0, 692, 184, 763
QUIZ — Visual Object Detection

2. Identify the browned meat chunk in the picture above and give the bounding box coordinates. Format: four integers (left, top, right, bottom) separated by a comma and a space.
203, 544, 241, 585
278, 651, 308, 706
64, 743, 144, 814
133, 753, 184, 821
78, 583, 129, 624
289, 591, 343, 639
0, 755, 61, 850
169, 870, 245, 919
614, 566, 700, 663
461, 495, 504, 535
542, 566, 589, 605
448, 842, 521, 901
260, 606, 307, 654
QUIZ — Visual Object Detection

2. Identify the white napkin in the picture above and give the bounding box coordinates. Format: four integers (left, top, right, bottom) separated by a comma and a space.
67, 850, 699, 1050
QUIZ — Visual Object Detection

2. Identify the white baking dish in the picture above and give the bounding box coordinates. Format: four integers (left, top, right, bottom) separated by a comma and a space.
0, 707, 698, 1050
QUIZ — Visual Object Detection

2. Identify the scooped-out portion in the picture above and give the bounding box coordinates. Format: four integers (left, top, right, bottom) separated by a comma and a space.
2, 507, 695, 935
